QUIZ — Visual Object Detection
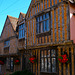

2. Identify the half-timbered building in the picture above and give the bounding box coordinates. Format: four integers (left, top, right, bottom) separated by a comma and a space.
0, 0, 75, 75
24, 0, 75, 75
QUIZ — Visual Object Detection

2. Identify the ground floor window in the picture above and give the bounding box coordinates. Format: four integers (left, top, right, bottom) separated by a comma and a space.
40, 49, 57, 73
6, 57, 14, 71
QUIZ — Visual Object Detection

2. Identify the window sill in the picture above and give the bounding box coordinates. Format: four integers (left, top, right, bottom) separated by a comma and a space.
36, 31, 51, 38
18, 37, 25, 41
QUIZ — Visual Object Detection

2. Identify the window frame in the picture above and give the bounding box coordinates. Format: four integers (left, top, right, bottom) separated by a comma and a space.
36, 12, 50, 35
18, 23, 25, 39
40, 49, 57, 73
6, 57, 14, 72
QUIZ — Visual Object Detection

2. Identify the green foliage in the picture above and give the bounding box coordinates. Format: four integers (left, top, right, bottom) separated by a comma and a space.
12, 69, 33, 75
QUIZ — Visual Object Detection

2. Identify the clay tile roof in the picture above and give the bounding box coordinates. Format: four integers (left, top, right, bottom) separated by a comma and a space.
20, 12, 26, 18
7, 15, 18, 31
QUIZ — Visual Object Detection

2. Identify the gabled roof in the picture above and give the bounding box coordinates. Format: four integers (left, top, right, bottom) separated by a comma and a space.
0, 15, 18, 37
7, 15, 18, 31
20, 12, 26, 18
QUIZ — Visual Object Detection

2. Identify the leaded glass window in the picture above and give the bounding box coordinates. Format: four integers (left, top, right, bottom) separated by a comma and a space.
19, 24, 25, 39
36, 13, 50, 34
41, 49, 57, 73
6, 57, 14, 71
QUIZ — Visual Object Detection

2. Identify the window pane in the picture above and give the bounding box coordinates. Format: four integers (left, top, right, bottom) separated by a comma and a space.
47, 50, 50, 57
36, 23, 39, 33
52, 58, 56, 72
23, 29, 25, 37
41, 58, 44, 71
46, 13, 49, 19
44, 50, 47, 57
40, 22, 43, 33
43, 14, 45, 20
48, 58, 51, 72
11, 58, 13, 70
40, 16, 42, 21
45, 58, 47, 72
21, 30, 22, 38
51, 49, 56, 57
41, 51, 43, 57
36, 17, 39, 22
43, 21, 45, 32
46, 20, 49, 31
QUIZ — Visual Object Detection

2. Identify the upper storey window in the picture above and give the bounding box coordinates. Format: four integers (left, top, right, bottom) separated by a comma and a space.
36, 12, 50, 34
19, 24, 25, 39
4, 40, 10, 47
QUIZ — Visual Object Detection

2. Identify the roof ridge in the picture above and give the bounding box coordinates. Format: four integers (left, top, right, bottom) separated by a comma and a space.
7, 15, 18, 19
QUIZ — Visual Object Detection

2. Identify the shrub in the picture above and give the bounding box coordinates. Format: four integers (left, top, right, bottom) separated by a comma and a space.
12, 69, 33, 75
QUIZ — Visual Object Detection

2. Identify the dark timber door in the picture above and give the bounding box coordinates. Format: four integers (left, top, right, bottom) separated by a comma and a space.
22, 52, 32, 72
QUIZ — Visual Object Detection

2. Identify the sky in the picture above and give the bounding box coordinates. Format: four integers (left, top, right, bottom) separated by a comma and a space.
0, 0, 31, 36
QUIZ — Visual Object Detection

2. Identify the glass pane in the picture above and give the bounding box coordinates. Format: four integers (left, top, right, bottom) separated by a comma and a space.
47, 50, 50, 57
48, 58, 51, 72
44, 50, 47, 57
41, 51, 43, 57
40, 16, 42, 21
46, 20, 49, 31
43, 14, 45, 20
23, 29, 25, 37
45, 58, 47, 72
36, 17, 39, 22
46, 13, 49, 19
41, 58, 44, 71
40, 22, 43, 33
36, 23, 39, 33
11, 58, 13, 70
51, 49, 56, 57
43, 21, 45, 32
21, 30, 22, 38
52, 58, 56, 72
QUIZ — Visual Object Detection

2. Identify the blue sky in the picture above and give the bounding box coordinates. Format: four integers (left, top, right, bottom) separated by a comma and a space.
0, 0, 31, 36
